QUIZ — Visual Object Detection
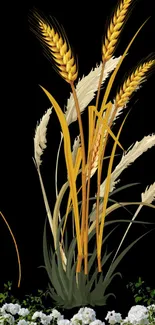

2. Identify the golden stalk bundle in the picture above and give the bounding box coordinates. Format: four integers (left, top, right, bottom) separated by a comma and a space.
115, 60, 155, 107
38, 19, 78, 83
102, 0, 132, 61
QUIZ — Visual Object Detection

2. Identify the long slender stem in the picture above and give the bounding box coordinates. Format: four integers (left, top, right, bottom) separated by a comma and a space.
95, 60, 106, 111
85, 61, 106, 274
96, 140, 107, 271
96, 107, 126, 271
37, 166, 67, 271
112, 203, 142, 263
55, 133, 65, 247
95, 104, 114, 271
55, 132, 63, 198
0, 211, 21, 288
95, 123, 112, 271
70, 81, 87, 273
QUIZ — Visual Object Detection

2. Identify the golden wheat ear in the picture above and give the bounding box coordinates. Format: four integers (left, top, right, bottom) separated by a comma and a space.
102, 0, 134, 61
115, 59, 155, 108
29, 9, 78, 83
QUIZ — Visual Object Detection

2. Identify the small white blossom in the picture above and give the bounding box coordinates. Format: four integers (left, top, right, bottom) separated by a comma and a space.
32, 311, 44, 319
71, 313, 83, 325
1, 313, 15, 324
147, 304, 155, 311
40, 313, 52, 325
1, 303, 8, 313
128, 305, 149, 325
105, 310, 122, 324
2, 303, 21, 315
18, 308, 30, 316
57, 320, 71, 325
50, 309, 64, 320
78, 307, 96, 324
90, 320, 105, 325
121, 317, 130, 324
17, 320, 28, 325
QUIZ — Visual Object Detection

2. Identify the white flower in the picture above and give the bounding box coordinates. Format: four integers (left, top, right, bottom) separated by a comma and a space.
32, 311, 44, 320
1, 303, 21, 315
121, 317, 130, 324
0, 303, 8, 313
18, 308, 30, 316
1, 313, 15, 324
90, 320, 105, 325
78, 307, 96, 324
57, 320, 71, 325
17, 320, 28, 325
40, 313, 52, 325
32, 311, 52, 325
105, 310, 122, 324
71, 313, 83, 325
147, 304, 155, 311
128, 305, 149, 325
50, 309, 64, 320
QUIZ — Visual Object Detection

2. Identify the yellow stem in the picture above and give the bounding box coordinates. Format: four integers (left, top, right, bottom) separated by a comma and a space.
70, 81, 86, 273
95, 61, 106, 110
84, 62, 106, 274
98, 113, 129, 268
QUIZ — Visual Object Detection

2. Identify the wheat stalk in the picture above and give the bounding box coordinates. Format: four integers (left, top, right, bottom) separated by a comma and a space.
115, 60, 155, 107
37, 19, 78, 83
102, 0, 132, 61
34, 14, 86, 272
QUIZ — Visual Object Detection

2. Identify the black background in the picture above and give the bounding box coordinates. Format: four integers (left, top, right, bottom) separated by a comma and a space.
0, 0, 155, 318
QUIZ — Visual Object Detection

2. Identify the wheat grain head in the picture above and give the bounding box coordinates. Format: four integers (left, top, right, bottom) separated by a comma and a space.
89, 124, 104, 177
115, 60, 155, 107
102, 0, 132, 61
31, 12, 78, 83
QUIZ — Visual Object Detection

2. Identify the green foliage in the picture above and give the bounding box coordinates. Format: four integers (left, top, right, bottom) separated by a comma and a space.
0, 282, 54, 314
127, 277, 155, 306
43, 215, 150, 309
0, 281, 19, 305
21, 289, 51, 313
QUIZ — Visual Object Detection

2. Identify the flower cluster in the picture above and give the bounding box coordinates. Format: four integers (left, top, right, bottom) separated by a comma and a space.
0, 304, 154, 325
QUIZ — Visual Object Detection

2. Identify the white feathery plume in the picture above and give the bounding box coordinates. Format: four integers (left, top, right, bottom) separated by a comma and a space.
100, 134, 155, 197
72, 135, 80, 165
65, 56, 121, 125
142, 182, 155, 203
112, 182, 155, 262
34, 108, 52, 167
